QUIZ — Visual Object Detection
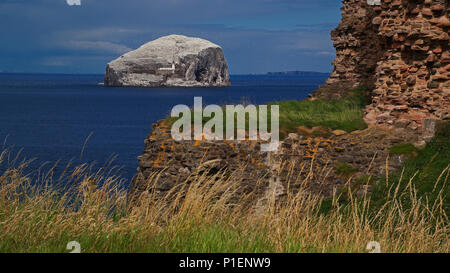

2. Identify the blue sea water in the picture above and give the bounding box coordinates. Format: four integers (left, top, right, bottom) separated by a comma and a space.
0, 73, 328, 184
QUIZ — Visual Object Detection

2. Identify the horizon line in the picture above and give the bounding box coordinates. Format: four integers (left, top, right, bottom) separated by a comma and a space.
0, 71, 331, 77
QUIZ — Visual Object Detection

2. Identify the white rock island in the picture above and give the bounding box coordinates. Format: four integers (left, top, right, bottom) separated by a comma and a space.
104, 35, 230, 87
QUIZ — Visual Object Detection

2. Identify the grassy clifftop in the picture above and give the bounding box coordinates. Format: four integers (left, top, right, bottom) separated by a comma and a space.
164, 86, 371, 138
271, 86, 370, 137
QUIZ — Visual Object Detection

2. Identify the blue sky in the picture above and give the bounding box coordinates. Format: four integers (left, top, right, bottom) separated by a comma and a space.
0, 0, 342, 74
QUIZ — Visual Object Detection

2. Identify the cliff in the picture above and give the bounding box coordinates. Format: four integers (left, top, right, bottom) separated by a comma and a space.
315, 0, 449, 131
104, 35, 231, 87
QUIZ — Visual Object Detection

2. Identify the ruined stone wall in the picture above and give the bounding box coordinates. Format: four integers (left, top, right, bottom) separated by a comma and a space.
317, 0, 449, 131
129, 121, 271, 205
326, 0, 386, 90
130, 120, 419, 204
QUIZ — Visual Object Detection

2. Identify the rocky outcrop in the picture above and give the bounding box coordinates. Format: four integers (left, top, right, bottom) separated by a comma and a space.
315, 0, 449, 131
129, 120, 421, 205
104, 35, 230, 87
129, 121, 271, 206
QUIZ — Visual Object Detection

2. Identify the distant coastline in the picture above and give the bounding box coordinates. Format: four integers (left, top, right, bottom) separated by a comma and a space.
267, 71, 330, 76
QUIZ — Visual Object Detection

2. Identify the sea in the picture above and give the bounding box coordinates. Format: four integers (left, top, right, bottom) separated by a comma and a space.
0, 73, 328, 185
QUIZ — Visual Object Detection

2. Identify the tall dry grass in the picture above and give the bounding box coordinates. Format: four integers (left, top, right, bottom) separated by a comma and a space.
0, 148, 448, 253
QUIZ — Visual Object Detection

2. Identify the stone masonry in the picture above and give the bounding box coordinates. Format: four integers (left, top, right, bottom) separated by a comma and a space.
130, 120, 420, 204
316, 0, 449, 131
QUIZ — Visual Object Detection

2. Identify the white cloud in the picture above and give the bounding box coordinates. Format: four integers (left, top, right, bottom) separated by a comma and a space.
63, 40, 132, 54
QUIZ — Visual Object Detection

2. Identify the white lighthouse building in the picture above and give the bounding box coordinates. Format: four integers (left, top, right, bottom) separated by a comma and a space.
159, 62, 176, 72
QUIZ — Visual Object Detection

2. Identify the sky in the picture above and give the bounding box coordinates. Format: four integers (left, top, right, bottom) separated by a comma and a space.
0, 0, 342, 75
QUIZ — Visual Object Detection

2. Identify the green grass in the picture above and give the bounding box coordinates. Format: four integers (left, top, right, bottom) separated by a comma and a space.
321, 122, 449, 216
371, 122, 450, 216
0, 159, 447, 253
269, 86, 370, 136
335, 162, 359, 177
389, 143, 419, 156
164, 86, 371, 138
320, 123, 450, 215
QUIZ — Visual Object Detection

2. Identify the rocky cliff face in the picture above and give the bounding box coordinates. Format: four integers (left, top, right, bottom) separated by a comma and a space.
316, 0, 449, 131
104, 35, 230, 87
